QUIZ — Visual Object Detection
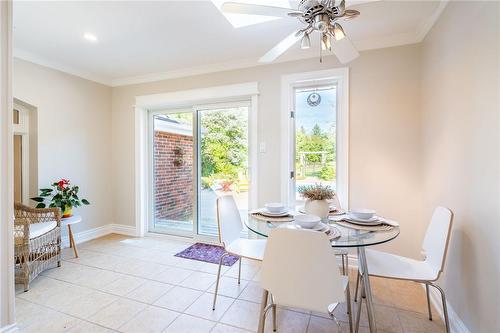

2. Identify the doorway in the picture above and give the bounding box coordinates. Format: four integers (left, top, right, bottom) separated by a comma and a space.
149, 101, 251, 239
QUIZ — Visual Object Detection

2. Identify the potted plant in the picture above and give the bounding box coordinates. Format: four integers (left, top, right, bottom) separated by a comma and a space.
31, 179, 90, 218
298, 184, 335, 219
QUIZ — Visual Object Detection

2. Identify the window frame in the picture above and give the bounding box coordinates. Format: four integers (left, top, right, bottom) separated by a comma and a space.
280, 68, 349, 209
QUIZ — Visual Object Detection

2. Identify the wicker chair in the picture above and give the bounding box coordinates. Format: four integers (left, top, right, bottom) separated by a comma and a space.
14, 203, 62, 291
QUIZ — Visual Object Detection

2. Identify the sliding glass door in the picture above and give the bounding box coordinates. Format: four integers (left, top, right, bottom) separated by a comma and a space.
150, 110, 194, 236
197, 103, 250, 236
149, 102, 250, 238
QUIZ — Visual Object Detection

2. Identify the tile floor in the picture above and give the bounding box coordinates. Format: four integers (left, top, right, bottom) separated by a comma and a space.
15, 234, 446, 333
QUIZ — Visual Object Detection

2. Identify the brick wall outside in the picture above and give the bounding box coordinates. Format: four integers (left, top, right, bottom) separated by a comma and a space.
154, 131, 193, 221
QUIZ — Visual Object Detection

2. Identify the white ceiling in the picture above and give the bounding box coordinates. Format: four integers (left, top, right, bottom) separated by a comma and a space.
13, 1, 446, 86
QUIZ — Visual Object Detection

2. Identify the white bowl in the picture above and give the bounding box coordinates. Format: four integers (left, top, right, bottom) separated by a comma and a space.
294, 214, 321, 229
350, 209, 376, 220
264, 202, 286, 213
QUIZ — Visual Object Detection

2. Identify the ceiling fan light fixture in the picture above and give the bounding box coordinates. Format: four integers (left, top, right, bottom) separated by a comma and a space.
333, 23, 346, 40
301, 33, 311, 49
321, 33, 331, 51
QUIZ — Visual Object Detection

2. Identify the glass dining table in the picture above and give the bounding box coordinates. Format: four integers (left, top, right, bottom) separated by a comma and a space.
245, 213, 400, 333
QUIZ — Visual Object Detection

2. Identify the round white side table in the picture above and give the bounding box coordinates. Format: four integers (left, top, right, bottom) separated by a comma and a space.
61, 215, 82, 258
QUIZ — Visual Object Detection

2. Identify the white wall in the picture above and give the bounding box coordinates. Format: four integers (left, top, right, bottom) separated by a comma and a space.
112, 44, 424, 258
13, 58, 113, 234
420, 1, 500, 332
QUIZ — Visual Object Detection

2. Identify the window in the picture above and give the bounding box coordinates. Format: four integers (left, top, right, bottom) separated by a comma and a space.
281, 69, 349, 209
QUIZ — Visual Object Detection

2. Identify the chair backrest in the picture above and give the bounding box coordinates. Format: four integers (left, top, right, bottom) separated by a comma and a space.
216, 195, 243, 247
260, 228, 345, 314
422, 206, 453, 277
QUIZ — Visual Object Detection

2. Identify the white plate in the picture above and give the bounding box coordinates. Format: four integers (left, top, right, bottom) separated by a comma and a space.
346, 214, 380, 223
260, 209, 289, 217
290, 222, 329, 231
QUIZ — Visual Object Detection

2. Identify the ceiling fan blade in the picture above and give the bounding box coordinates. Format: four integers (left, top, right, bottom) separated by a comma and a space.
346, 0, 380, 8
221, 2, 301, 18
331, 36, 360, 64
259, 31, 303, 63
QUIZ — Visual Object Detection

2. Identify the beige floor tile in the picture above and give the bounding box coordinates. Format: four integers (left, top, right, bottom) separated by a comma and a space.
224, 262, 260, 281
118, 305, 179, 333
153, 286, 203, 312
238, 281, 264, 303
397, 309, 445, 333
15, 298, 55, 330
88, 298, 147, 329
126, 281, 174, 304
307, 315, 342, 333
196, 262, 230, 275
178, 271, 216, 291
354, 303, 403, 333
264, 308, 310, 333
66, 320, 116, 333
220, 299, 261, 331
61, 290, 119, 319
163, 313, 216, 333
167, 256, 207, 270
99, 274, 146, 296
211, 323, 253, 333
20, 307, 81, 333
185, 292, 234, 321
152, 266, 194, 285
207, 276, 249, 298
72, 266, 122, 289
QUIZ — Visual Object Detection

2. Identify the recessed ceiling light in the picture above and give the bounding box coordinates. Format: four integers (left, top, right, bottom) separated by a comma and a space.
83, 33, 98, 42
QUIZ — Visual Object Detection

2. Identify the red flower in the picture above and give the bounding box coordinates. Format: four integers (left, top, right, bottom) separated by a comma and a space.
58, 179, 70, 190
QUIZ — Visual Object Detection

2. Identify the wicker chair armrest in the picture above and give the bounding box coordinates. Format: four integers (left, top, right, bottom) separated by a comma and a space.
14, 202, 61, 227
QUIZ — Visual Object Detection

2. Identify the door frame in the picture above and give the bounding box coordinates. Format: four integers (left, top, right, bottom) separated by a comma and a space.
135, 82, 259, 241
280, 68, 349, 209
12, 104, 30, 204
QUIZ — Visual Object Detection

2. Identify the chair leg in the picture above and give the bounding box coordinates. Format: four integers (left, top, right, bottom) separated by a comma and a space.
345, 253, 349, 274
257, 290, 269, 333
342, 254, 346, 275
425, 283, 433, 321
354, 270, 360, 302
271, 295, 277, 332
345, 281, 353, 333
238, 257, 242, 285
430, 283, 450, 333
212, 253, 228, 310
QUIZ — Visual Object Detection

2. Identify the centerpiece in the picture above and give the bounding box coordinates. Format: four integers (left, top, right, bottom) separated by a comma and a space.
31, 179, 90, 218
298, 183, 335, 220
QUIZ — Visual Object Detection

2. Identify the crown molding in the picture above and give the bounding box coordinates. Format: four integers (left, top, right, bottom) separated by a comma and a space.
13, 0, 447, 88
13, 48, 112, 86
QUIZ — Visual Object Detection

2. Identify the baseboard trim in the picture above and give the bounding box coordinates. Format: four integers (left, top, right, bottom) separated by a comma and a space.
61, 223, 137, 248
0, 323, 18, 333
425, 285, 471, 333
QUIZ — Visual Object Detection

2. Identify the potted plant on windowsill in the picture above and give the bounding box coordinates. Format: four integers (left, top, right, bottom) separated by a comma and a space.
31, 179, 90, 218
298, 184, 335, 220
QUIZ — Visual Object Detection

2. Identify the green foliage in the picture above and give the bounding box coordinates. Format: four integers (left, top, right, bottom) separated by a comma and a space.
31, 179, 90, 213
319, 165, 336, 181
200, 110, 248, 179
296, 124, 335, 163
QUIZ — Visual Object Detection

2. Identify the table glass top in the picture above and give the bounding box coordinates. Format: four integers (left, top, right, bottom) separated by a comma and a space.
244, 213, 400, 248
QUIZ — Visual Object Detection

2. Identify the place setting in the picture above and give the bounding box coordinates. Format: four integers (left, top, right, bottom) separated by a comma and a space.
250, 202, 296, 222
329, 208, 399, 231
278, 214, 341, 240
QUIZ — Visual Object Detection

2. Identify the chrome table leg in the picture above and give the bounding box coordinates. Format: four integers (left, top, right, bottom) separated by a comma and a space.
358, 247, 377, 332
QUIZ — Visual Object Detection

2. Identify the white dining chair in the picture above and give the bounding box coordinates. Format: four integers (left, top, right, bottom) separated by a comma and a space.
354, 206, 453, 333
212, 195, 267, 310
258, 227, 353, 333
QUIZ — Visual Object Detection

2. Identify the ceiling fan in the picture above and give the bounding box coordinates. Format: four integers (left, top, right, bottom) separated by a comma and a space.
221, 0, 362, 64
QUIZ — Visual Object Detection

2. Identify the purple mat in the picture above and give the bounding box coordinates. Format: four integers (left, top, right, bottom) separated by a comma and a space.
174, 243, 239, 266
